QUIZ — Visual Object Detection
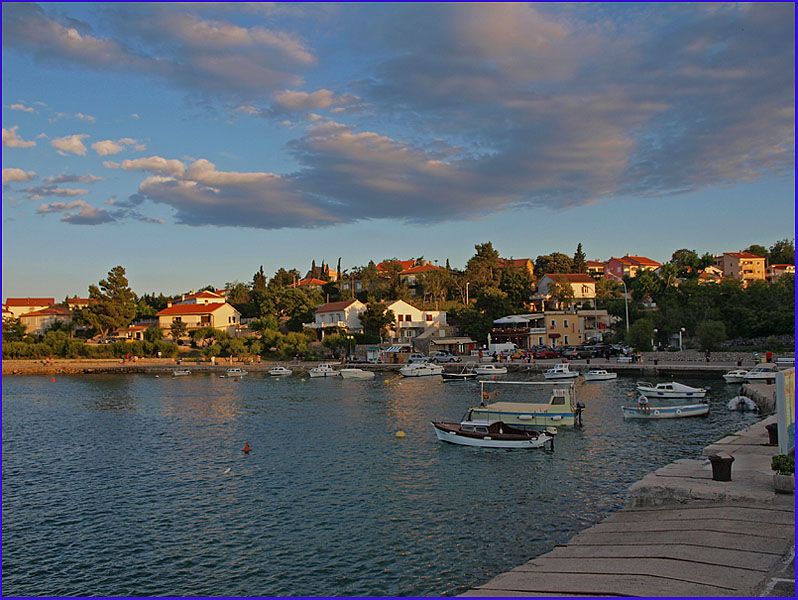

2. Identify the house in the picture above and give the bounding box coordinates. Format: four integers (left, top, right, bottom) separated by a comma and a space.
545, 309, 613, 347
715, 252, 766, 287
19, 306, 73, 335
305, 299, 366, 335
534, 274, 596, 310
179, 290, 227, 305
499, 257, 535, 278
289, 277, 327, 290
586, 260, 605, 279
4, 297, 55, 319
66, 296, 91, 311
376, 259, 417, 272
384, 299, 446, 343
156, 301, 241, 336
398, 262, 445, 287
604, 255, 662, 279
2, 305, 14, 321
116, 324, 150, 341
697, 265, 724, 285
491, 314, 547, 349
767, 264, 795, 281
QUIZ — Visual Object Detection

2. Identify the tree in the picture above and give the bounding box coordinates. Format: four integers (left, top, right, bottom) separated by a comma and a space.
535, 253, 574, 276
336, 257, 342, 281
744, 244, 769, 259
769, 239, 795, 265
143, 325, 163, 342
170, 320, 187, 341
2, 318, 26, 342
191, 326, 219, 347
252, 266, 267, 292
546, 278, 575, 309
475, 286, 512, 320
464, 242, 502, 291
627, 317, 654, 351
84, 266, 137, 338
572, 243, 587, 273
696, 320, 727, 351
670, 249, 701, 277
359, 302, 395, 338
498, 267, 533, 311
269, 268, 301, 289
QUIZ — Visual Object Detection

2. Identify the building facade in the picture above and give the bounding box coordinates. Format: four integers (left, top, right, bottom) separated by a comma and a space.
306, 299, 366, 334
4, 297, 56, 319
156, 302, 241, 336
604, 255, 662, 279
19, 306, 73, 335
715, 252, 766, 287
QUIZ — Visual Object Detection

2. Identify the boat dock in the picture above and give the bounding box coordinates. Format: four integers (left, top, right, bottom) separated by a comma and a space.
461, 415, 794, 597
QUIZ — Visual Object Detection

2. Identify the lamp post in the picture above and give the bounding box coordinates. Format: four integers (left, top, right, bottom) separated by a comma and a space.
679, 327, 685, 352
465, 281, 470, 305
652, 328, 658, 351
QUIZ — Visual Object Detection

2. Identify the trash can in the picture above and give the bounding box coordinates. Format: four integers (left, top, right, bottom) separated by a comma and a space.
737, 360, 742, 367
765, 423, 778, 446
708, 454, 734, 482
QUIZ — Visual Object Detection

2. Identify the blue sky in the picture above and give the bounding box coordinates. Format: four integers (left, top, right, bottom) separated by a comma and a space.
2, 2, 794, 299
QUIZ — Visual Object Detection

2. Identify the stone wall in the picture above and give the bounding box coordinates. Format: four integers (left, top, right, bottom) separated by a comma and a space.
641, 350, 794, 365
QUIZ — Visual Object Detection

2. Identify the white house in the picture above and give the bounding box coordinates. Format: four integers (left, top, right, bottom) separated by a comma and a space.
384, 299, 446, 342
306, 299, 366, 334
178, 290, 227, 305
19, 306, 73, 335
156, 301, 241, 336
534, 274, 596, 310
4, 297, 55, 319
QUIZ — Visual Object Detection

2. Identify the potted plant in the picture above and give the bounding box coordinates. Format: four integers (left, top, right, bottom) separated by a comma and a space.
771, 454, 794, 494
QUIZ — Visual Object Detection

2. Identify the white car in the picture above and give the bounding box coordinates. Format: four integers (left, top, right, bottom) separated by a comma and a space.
430, 352, 461, 363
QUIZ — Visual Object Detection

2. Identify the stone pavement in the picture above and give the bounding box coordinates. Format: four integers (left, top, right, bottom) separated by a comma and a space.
462, 416, 795, 597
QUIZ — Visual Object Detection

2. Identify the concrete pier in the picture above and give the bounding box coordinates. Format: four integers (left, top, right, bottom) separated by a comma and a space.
462, 416, 794, 597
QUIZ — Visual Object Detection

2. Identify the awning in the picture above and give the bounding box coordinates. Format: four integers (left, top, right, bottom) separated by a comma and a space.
383, 345, 409, 353
548, 333, 561, 338
430, 337, 476, 345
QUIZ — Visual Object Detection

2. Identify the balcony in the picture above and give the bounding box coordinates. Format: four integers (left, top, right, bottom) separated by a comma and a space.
491, 327, 546, 336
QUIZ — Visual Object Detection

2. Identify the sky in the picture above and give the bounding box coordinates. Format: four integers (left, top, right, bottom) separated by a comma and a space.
2, 2, 794, 299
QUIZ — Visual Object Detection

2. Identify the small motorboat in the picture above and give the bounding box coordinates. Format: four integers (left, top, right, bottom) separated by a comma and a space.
442, 365, 478, 381
172, 369, 191, 377
636, 381, 707, 398
225, 367, 248, 377
727, 396, 758, 412
269, 366, 293, 376
339, 368, 375, 380
474, 364, 508, 376
431, 420, 554, 449
584, 369, 617, 382
622, 398, 710, 419
543, 363, 580, 380
722, 369, 749, 384
743, 364, 779, 383
309, 363, 339, 378
399, 362, 444, 377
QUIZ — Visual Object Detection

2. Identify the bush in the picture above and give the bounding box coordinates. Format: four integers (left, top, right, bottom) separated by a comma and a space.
696, 320, 727, 352
772, 454, 794, 475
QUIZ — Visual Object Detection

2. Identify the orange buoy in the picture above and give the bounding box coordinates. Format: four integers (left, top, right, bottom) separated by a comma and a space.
242, 441, 251, 454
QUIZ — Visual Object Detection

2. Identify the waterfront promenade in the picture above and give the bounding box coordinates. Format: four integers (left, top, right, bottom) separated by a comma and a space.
462, 415, 794, 597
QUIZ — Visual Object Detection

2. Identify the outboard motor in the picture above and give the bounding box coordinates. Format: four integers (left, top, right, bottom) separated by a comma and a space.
575, 402, 586, 426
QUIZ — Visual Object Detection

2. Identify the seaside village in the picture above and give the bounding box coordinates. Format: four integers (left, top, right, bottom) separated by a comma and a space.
3, 244, 794, 365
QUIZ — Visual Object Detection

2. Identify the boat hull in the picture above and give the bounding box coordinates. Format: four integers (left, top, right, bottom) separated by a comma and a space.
468, 406, 577, 427
584, 372, 617, 381
399, 366, 444, 377
474, 367, 508, 376
441, 373, 478, 381
340, 369, 375, 379
269, 370, 292, 376
543, 372, 579, 380
432, 423, 552, 448
722, 375, 746, 383
636, 389, 707, 399
622, 403, 709, 419
309, 371, 337, 378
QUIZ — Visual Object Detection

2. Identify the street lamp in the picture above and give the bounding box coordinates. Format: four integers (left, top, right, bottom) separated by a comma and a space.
679, 327, 685, 352
652, 328, 658, 351
465, 281, 470, 305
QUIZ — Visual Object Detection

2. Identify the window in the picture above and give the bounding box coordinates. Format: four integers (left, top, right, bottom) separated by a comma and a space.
405, 314, 412, 322
582, 285, 590, 295
564, 319, 569, 328
397, 314, 403, 322
173, 317, 182, 323
425, 314, 432, 321
564, 335, 569, 344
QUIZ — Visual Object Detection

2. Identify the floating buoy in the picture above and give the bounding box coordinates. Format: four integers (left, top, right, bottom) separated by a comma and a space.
395, 430, 406, 438
223, 467, 232, 475
242, 441, 251, 454
155, 375, 160, 378
51, 377, 56, 383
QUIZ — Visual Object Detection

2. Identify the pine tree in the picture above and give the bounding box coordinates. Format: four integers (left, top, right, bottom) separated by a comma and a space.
573, 243, 587, 273
336, 257, 342, 282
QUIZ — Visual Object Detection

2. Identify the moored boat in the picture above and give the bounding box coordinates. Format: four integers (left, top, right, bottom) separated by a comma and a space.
474, 364, 508, 376
399, 362, 444, 377
172, 369, 191, 377
309, 363, 339, 378
225, 367, 247, 377
743, 364, 779, 383
269, 366, 293, 376
621, 401, 709, 419
722, 369, 749, 384
431, 420, 554, 449
441, 365, 478, 381
543, 363, 580, 380
339, 368, 376, 380
467, 380, 585, 428
635, 381, 707, 398
584, 369, 617, 382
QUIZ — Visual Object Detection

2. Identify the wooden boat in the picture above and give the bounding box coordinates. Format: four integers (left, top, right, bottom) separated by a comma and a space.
431, 420, 554, 449
269, 366, 293, 376
309, 363, 339, 378
467, 381, 585, 428
636, 381, 707, 399
543, 363, 580, 380
225, 367, 247, 377
474, 364, 508, 376
722, 369, 748, 383
442, 365, 478, 381
339, 368, 375, 380
172, 369, 191, 377
399, 362, 444, 377
622, 401, 709, 419
584, 369, 617, 382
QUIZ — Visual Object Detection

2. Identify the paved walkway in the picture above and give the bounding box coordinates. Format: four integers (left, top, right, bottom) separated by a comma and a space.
463, 416, 794, 597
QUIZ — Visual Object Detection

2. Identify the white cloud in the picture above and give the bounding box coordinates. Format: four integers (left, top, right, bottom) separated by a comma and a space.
91, 137, 144, 156
36, 199, 116, 225
51, 134, 89, 156
130, 113, 141, 120
2, 126, 37, 148
105, 155, 186, 177
23, 185, 89, 200
2, 168, 37, 186
44, 173, 102, 184
75, 112, 96, 123
9, 102, 35, 113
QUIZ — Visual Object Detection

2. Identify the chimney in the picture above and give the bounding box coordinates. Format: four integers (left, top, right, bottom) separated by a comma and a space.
167, 301, 173, 308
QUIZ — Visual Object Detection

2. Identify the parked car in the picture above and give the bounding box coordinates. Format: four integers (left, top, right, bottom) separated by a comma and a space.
532, 346, 560, 359
430, 351, 461, 363
407, 353, 429, 364
561, 346, 594, 359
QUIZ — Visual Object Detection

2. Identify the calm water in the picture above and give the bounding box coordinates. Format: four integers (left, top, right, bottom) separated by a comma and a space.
2, 371, 759, 596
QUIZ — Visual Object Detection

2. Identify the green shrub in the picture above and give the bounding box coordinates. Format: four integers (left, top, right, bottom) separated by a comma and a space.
771, 454, 794, 475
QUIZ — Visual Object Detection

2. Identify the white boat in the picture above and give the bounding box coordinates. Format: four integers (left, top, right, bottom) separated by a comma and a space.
474, 364, 508, 376
442, 365, 479, 381
339, 368, 375, 380
269, 366, 293, 376
309, 363, 339, 378
172, 369, 191, 377
622, 401, 710, 419
584, 369, 617, 382
543, 363, 580, 380
399, 362, 444, 377
636, 381, 707, 399
225, 367, 247, 377
467, 380, 585, 428
722, 369, 749, 384
431, 420, 554, 449
743, 364, 779, 383
727, 396, 758, 412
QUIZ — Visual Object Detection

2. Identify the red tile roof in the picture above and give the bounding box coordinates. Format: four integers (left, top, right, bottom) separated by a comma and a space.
624, 255, 661, 267
726, 252, 765, 259
5, 297, 55, 307
156, 303, 228, 316
400, 264, 444, 275
586, 260, 604, 268
290, 277, 327, 287
19, 306, 72, 317
316, 300, 359, 313
499, 258, 532, 268
545, 273, 596, 283
183, 291, 225, 300
376, 259, 416, 272
769, 264, 794, 268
